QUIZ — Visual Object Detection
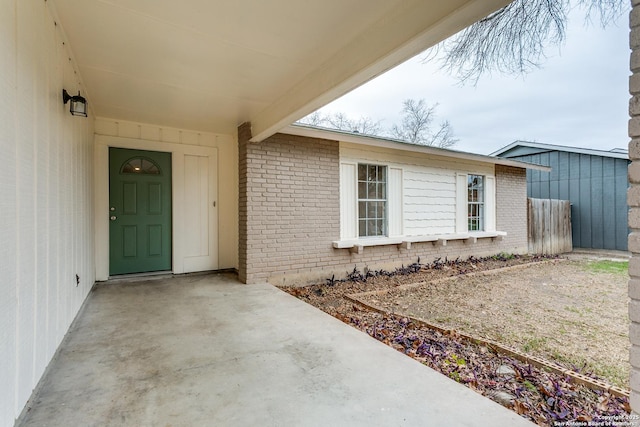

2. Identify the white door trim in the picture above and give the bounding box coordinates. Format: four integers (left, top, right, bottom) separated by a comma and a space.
95, 135, 218, 281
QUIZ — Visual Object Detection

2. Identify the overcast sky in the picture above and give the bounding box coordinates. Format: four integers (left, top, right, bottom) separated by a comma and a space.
316, 9, 630, 155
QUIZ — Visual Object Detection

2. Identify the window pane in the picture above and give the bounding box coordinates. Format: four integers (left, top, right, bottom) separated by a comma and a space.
467, 174, 484, 231
367, 219, 378, 236
359, 220, 366, 237
378, 166, 386, 182
368, 183, 377, 199
141, 159, 153, 171
468, 175, 484, 202
358, 164, 367, 181
121, 157, 161, 175
357, 163, 388, 237
358, 182, 366, 199
368, 165, 377, 181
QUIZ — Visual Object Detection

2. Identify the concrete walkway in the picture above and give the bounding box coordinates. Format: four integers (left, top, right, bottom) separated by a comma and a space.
17, 273, 533, 427
567, 248, 630, 261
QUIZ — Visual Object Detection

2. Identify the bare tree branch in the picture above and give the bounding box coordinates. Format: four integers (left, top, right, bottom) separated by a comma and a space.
297, 111, 326, 127
297, 111, 383, 135
297, 99, 457, 148
324, 113, 383, 134
431, 120, 458, 149
390, 99, 458, 148
577, 0, 627, 26
431, 0, 627, 84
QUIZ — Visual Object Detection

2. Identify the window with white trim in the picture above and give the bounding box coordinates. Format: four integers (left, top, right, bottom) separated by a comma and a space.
358, 164, 387, 237
341, 158, 497, 242
467, 174, 484, 231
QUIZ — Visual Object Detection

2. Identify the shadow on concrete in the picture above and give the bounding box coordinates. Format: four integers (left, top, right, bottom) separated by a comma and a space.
17, 272, 533, 426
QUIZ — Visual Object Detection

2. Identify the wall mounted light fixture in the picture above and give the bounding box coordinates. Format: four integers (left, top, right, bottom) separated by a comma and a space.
62, 89, 88, 117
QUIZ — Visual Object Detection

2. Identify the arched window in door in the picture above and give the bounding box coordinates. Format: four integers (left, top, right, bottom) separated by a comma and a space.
120, 157, 161, 175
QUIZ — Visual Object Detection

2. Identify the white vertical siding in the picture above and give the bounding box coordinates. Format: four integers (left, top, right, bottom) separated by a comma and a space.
16, 0, 38, 408
0, 2, 95, 425
340, 163, 357, 239
456, 173, 468, 233
388, 167, 403, 236
0, 0, 18, 424
485, 176, 496, 232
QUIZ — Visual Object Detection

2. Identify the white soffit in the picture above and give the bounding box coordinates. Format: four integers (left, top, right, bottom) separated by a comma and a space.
50, 0, 511, 138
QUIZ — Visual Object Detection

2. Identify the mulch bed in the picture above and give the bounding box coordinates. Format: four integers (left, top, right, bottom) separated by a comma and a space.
282, 255, 631, 426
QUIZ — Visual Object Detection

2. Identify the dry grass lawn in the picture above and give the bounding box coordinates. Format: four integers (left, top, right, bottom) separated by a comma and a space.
358, 259, 630, 387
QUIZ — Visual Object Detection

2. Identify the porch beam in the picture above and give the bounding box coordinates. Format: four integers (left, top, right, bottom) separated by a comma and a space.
249, 0, 512, 142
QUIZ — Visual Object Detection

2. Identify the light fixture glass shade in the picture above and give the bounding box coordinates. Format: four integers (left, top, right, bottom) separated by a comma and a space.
62, 89, 88, 117
70, 97, 87, 117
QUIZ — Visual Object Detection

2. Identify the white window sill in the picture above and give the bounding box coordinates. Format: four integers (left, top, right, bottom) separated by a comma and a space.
333, 231, 507, 253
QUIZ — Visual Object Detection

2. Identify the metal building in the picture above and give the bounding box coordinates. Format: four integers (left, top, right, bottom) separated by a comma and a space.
492, 141, 630, 251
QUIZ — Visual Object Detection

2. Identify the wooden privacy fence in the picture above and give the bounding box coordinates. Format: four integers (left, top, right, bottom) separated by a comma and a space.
527, 198, 572, 254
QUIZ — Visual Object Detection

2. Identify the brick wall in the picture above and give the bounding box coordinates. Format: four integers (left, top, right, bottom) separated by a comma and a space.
238, 125, 341, 284
495, 165, 528, 252
238, 123, 250, 283
238, 125, 529, 285
629, 1, 640, 414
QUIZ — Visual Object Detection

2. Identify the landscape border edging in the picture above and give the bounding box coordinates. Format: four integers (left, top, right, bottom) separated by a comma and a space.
344, 259, 630, 398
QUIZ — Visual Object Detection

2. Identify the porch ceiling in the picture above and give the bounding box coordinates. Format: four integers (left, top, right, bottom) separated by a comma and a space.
50, 0, 510, 140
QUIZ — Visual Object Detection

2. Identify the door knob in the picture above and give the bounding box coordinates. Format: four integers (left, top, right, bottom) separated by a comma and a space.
110, 216, 117, 221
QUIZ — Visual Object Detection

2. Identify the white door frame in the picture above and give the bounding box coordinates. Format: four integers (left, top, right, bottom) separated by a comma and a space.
95, 135, 218, 280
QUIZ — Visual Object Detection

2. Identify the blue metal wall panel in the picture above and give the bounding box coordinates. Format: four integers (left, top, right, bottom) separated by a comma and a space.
558, 178, 570, 201
579, 177, 592, 248
558, 152, 570, 180
568, 177, 581, 246
502, 149, 628, 251
569, 153, 581, 179
549, 152, 560, 199
602, 175, 616, 250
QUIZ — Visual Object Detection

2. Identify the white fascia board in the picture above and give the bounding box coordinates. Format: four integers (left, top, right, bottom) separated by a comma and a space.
249, 0, 512, 142
281, 125, 551, 172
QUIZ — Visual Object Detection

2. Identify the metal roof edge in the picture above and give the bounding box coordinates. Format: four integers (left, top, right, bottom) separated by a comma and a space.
491, 140, 629, 160
281, 124, 551, 172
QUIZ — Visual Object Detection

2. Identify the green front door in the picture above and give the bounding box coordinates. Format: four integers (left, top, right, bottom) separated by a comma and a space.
109, 148, 172, 275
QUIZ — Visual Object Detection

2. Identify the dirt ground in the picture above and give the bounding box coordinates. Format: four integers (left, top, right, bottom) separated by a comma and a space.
285, 255, 629, 387
283, 255, 631, 424
355, 259, 629, 387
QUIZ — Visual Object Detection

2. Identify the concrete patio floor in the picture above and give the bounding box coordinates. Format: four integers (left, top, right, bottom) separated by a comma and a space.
17, 273, 534, 427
